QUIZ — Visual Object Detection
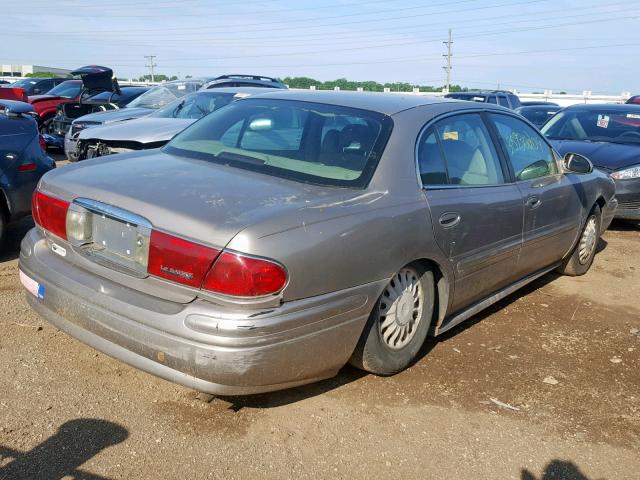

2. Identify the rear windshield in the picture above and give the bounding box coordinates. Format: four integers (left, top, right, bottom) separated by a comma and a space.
126, 82, 200, 109
150, 92, 236, 119
542, 108, 640, 145
164, 98, 392, 187
46, 81, 81, 98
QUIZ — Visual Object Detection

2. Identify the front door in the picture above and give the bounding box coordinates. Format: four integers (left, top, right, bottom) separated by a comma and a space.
417, 112, 524, 313
488, 113, 582, 275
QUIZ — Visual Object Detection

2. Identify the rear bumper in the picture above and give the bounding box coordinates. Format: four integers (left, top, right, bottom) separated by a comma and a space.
19, 228, 382, 395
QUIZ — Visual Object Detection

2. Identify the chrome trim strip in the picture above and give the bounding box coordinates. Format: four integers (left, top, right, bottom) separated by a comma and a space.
74, 198, 152, 229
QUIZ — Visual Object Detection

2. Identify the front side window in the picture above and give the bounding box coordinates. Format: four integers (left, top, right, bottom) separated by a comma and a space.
165, 99, 392, 187
418, 113, 505, 186
491, 113, 557, 181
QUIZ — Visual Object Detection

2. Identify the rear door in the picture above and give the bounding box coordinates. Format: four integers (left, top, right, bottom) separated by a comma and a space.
488, 113, 581, 275
417, 112, 524, 313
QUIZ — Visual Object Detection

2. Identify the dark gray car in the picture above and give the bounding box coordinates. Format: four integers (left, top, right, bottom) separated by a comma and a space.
0, 100, 55, 246
19, 91, 616, 395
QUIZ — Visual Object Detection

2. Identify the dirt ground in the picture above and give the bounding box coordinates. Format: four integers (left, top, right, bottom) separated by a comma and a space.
0, 169, 638, 478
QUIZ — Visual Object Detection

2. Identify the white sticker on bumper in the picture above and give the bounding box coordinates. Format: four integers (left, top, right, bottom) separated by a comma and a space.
19, 270, 45, 300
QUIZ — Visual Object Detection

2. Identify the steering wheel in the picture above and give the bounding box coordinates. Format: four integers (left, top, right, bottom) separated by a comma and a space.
617, 131, 640, 139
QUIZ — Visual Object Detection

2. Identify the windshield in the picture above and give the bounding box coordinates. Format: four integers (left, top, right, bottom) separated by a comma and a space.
45, 81, 81, 98
518, 107, 561, 127
126, 82, 200, 109
164, 98, 392, 188
542, 108, 640, 145
9, 79, 38, 89
150, 92, 236, 119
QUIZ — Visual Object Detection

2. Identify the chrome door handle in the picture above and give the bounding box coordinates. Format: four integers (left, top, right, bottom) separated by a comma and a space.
439, 212, 461, 228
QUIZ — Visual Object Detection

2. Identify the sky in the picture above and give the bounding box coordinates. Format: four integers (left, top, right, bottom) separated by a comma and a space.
3, 0, 640, 94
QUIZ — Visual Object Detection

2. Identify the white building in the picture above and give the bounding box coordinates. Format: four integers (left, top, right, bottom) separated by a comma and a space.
1, 64, 72, 77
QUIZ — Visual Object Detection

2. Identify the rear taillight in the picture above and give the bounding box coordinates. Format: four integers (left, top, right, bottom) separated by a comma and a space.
18, 163, 37, 172
147, 230, 220, 288
203, 251, 287, 297
32, 191, 69, 240
146, 230, 287, 297
38, 134, 47, 152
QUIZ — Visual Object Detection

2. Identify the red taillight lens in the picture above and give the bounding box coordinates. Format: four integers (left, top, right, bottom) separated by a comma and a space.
147, 230, 220, 288
203, 252, 287, 297
33, 191, 69, 240
18, 163, 37, 172
38, 134, 47, 152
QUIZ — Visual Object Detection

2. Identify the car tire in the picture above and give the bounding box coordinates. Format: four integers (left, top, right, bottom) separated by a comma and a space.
0, 213, 5, 248
39, 117, 54, 135
557, 205, 601, 277
349, 263, 435, 376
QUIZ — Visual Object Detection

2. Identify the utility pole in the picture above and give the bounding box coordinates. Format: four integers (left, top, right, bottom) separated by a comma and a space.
442, 29, 452, 92
144, 55, 157, 82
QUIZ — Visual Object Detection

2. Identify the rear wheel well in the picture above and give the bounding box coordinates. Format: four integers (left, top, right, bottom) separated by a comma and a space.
410, 258, 449, 335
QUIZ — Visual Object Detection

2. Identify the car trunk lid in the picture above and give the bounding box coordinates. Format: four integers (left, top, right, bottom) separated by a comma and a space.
37, 149, 348, 301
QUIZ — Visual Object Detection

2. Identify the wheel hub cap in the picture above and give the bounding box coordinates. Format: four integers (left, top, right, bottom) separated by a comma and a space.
578, 216, 597, 265
378, 268, 424, 350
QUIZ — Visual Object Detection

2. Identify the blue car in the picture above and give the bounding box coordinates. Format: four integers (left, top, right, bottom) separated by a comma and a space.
0, 100, 56, 245
542, 104, 640, 224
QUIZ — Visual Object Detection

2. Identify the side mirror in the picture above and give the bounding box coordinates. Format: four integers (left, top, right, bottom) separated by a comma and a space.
563, 152, 593, 174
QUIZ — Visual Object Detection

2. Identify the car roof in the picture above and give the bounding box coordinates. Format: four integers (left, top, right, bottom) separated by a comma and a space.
195, 86, 281, 95
236, 90, 458, 115
563, 103, 640, 111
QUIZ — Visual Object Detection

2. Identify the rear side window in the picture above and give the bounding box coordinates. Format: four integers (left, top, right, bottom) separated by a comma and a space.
165, 99, 393, 188
487, 96, 498, 104
418, 113, 505, 186
491, 113, 557, 181
497, 96, 510, 108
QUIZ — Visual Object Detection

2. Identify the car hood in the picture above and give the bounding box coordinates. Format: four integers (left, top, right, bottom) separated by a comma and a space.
28, 94, 60, 103
550, 139, 640, 171
78, 118, 194, 143
74, 107, 154, 125
38, 149, 351, 248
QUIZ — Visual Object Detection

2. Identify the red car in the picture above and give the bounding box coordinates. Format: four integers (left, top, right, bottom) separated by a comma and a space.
0, 66, 117, 134
626, 95, 640, 105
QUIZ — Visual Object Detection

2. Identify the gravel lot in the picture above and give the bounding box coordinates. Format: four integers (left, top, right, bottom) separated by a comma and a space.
0, 159, 638, 479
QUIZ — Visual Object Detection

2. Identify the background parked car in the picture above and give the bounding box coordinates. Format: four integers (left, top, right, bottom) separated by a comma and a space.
20, 91, 615, 396
542, 104, 640, 224
520, 101, 559, 107
63, 79, 207, 161
444, 90, 521, 109
3, 77, 68, 96
75, 87, 265, 161
0, 100, 55, 246
626, 95, 640, 105
50, 86, 150, 146
515, 104, 562, 128
202, 74, 288, 89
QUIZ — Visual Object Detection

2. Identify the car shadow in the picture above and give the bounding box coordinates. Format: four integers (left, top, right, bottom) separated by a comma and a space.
0, 216, 34, 262
521, 459, 593, 480
0, 418, 128, 480
608, 219, 640, 232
